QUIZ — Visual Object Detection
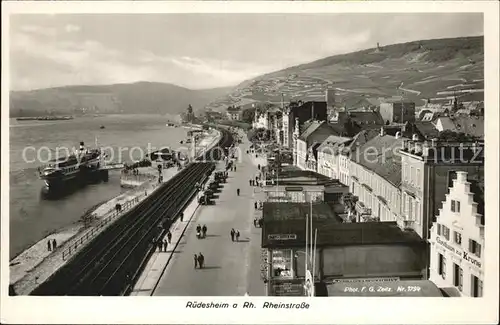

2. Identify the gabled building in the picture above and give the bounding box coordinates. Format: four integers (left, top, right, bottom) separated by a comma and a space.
282, 101, 328, 148
294, 120, 345, 171
429, 171, 484, 297
434, 116, 484, 139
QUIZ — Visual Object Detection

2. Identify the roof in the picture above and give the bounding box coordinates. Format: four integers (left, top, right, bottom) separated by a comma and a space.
351, 135, 404, 188
317, 135, 352, 153
227, 106, 241, 112
299, 120, 324, 141
437, 117, 456, 130
341, 129, 380, 154
264, 166, 334, 185
262, 216, 425, 248
452, 116, 484, 138
342, 111, 385, 126
414, 121, 440, 139
381, 98, 416, 105
326, 280, 443, 297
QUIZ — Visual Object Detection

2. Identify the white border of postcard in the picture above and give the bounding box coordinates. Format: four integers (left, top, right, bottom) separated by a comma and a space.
1, 1, 499, 324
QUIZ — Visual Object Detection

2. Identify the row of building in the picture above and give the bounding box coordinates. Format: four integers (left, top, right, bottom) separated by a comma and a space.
254, 90, 484, 297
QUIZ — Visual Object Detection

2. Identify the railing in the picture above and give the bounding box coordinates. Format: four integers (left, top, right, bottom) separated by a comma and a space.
62, 194, 145, 261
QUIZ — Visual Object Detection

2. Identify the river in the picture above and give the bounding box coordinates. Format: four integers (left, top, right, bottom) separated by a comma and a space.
9, 114, 189, 258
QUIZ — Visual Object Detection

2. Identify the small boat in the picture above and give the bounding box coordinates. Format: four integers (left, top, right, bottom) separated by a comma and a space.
100, 125, 105, 129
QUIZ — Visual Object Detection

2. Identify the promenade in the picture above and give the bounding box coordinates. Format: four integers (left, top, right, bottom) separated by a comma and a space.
134, 133, 266, 296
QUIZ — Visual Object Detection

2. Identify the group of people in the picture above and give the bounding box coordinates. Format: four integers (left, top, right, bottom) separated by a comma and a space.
47, 238, 57, 252
230, 228, 241, 242
193, 252, 205, 269
196, 224, 208, 239
157, 230, 172, 252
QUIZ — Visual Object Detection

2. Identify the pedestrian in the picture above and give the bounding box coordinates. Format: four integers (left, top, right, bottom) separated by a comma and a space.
230, 228, 235, 242
253, 218, 257, 227
196, 224, 201, 234
237, 188, 240, 196
254, 202, 257, 210
234, 166, 237, 172
167, 231, 172, 244
236, 230, 240, 242
198, 253, 204, 268
258, 164, 260, 170
194, 254, 198, 269
249, 179, 252, 186
52, 239, 57, 250
202, 225, 207, 238
157, 240, 162, 252
180, 212, 184, 222
163, 240, 168, 252
47, 240, 52, 252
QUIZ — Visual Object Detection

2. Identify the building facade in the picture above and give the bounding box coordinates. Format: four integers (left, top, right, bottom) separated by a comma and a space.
317, 135, 351, 180
399, 140, 484, 241
226, 106, 241, 120
380, 100, 416, 124
349, 133, 404, 223
429, 171, 484, 297
282, 101, 328, 149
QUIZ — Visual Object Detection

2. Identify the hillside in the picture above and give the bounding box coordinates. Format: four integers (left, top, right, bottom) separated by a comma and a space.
10, 82, 233, 117
206, 36, 484, 110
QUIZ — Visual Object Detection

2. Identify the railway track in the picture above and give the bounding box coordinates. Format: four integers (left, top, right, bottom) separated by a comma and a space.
31, 128, 233, 296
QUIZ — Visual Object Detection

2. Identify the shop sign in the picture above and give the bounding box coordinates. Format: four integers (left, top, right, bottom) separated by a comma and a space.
436, 236, 482, 268
271, 280, 304, 296
268, 234, 297, 240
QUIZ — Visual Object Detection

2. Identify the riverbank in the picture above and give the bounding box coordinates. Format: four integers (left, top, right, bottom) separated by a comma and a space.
9, 127, 221, 295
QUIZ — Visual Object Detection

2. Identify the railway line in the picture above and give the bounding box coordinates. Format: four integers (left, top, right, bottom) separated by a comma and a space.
31, 128, 234, 296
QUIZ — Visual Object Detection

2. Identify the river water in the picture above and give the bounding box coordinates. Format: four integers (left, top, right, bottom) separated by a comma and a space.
9, 114, 190, 258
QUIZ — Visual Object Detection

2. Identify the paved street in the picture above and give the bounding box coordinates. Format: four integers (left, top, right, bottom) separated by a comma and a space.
153, 136, 266, 296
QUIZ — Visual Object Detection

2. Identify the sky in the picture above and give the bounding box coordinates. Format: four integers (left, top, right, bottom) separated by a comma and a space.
9, 13, 483, 91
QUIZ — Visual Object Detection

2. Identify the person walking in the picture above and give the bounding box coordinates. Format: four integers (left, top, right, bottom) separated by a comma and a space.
253, 218, 257, 227
180, 212, 184, 222
163, 239, 168, 252
230, 228, 235, 242
194, 254, 198, 269
197, 253, 204, 269
157, 240, 162, 252
254, 202, 258, 210
258, 164, 261, 171
167, 231, 172, 244
236, 230, 240, 242
47, 240, 52, 252
52, 239, 57, 250
202, 225, 207, 238
236, 188, 240, 196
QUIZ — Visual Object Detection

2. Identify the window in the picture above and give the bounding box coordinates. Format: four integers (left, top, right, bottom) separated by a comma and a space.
438, 254, 446, 279
471, 275, 483, 297
469, 239, 482, 258
444, 226, 450, 240
454, 264, 463, 291
415, 200, 421, 224
454, 231, 462, 245
410, 166, 414, 183
451, 200, 461, 213
437, 223, 442, 235
416, 168, 421, 186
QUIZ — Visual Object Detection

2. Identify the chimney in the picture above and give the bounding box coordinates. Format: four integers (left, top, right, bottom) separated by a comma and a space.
380, 127, 385, 136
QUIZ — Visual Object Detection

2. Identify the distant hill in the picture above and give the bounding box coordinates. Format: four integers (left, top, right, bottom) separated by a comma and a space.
208, 36, 484, 109
9, 82, 233, 117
